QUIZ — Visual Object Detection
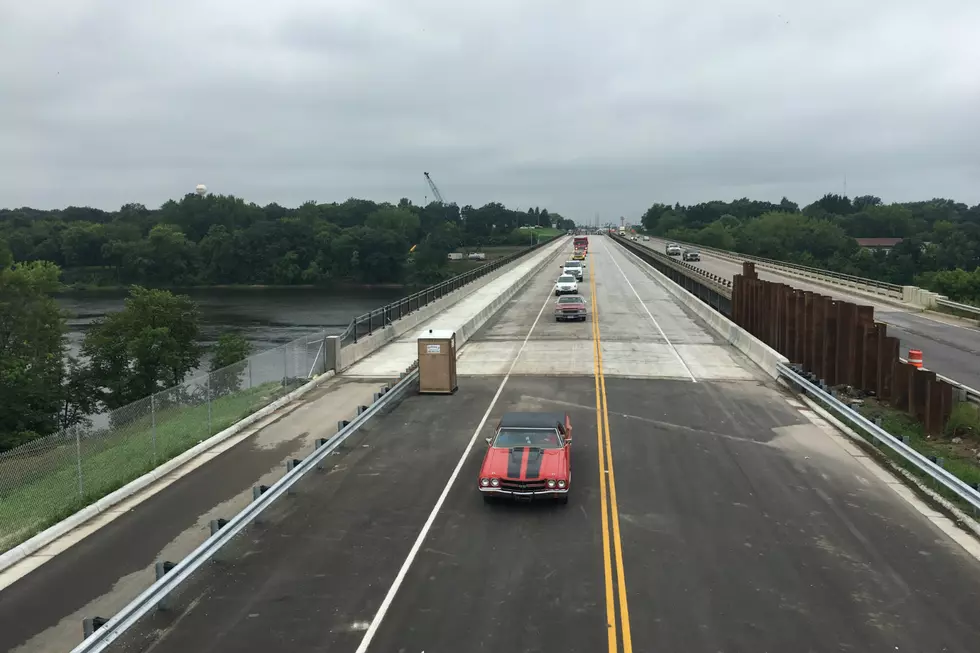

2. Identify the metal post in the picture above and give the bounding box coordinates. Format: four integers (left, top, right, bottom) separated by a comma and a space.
206, 375, 213, 435
75, 425, 83, 497
151, 394, 157, 463
247, 358, 253, 389
282, 346, 288, 389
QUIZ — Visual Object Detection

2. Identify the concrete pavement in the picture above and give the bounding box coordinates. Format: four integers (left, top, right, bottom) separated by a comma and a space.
643, 236, 980, 390
105, 235, 980, 653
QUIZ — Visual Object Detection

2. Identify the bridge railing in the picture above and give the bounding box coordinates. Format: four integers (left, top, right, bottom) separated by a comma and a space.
651, 236, 905, 298
650, 236, 980, 320
337, 238, 555, 347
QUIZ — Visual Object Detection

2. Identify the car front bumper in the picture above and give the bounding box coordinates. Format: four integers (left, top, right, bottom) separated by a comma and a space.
479, 487, 569, 499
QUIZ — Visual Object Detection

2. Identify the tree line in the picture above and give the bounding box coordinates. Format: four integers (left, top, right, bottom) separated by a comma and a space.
0, 195, 573, 288
641, 194, 980, 304
0, 194, 572, 453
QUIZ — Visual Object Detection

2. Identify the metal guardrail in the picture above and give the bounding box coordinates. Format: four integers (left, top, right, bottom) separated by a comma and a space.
778, 362, 980, 510
337, 239, 553, 346
652, 236, 904, 298
936, 297, 980, 320
71, 367, 422, 653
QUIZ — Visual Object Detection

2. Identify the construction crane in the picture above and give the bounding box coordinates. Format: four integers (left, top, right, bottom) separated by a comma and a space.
423, 172, 445, 205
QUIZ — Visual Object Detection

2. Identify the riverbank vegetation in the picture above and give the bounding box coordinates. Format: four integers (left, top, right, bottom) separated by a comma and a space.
0, 194, 567, 453
640, 195, 980, 305
0, 196, 572, 289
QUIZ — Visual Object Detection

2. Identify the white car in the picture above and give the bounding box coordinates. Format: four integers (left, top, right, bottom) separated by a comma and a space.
561, 260, 584, 280
555, 274, 579, 296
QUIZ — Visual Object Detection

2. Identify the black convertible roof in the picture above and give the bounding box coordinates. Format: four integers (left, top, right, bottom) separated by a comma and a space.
498, 412, 565, 429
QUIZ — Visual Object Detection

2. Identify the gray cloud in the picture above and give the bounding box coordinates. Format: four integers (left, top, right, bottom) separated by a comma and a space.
2, 0, 979, 220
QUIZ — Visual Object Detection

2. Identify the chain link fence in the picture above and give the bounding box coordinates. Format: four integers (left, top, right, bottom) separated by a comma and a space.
0, 332, 330, 554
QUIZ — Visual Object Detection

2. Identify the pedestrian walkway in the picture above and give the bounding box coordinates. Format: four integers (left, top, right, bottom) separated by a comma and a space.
344, 238, 569, 377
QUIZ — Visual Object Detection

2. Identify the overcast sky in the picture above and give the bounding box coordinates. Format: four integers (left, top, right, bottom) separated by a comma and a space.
3, 1, 979, 222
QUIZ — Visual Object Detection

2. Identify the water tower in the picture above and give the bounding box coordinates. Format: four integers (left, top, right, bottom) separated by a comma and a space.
195, 184, 207, 197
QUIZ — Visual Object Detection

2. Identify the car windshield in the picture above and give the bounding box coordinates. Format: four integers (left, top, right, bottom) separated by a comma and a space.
558, 296, 583, 304
564, 261, 581, 268
558, 275, 575, 283
494, 427, 562, 449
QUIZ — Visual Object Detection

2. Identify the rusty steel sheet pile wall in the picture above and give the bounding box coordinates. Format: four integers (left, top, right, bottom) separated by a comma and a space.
732, 262, 955, 435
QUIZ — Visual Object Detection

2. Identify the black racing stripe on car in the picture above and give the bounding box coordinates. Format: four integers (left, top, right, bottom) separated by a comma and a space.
508, 447, 526, 478
524, 447, 544, 478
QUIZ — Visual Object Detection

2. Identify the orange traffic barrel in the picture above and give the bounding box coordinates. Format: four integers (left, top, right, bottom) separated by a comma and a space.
908, 349, 923, 368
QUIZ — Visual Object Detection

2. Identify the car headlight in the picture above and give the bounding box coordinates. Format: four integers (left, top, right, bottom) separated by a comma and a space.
490, 478, 500, 487
557, 480, 566, 488
480, 478, 490, 487
547, 479, 557, 488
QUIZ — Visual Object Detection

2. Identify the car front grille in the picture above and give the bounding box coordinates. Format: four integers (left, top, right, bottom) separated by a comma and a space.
499, 479, 549, 491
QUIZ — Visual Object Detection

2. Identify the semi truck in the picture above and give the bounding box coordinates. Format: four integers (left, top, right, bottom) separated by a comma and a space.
573, 235, 588, 251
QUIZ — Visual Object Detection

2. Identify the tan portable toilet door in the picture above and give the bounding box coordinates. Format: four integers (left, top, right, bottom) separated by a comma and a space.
417, 329, 458, 394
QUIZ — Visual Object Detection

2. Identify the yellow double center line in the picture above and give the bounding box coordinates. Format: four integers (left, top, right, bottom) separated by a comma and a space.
589, 254, 633, 653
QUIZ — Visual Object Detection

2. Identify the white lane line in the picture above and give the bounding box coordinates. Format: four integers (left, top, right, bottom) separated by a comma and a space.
353, 246, 566, 653
600, 239, 698, 383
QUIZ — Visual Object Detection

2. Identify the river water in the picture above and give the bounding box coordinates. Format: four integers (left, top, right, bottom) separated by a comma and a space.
57, 286, 406, 368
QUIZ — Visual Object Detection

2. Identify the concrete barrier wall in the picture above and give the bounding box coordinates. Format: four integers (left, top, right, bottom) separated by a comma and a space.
336, 238, 568, 372
616, 242, 789, 379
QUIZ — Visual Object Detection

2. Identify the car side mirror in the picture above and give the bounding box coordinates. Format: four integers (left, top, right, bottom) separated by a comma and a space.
565, 437, 572, 444
485, 437, 492, 446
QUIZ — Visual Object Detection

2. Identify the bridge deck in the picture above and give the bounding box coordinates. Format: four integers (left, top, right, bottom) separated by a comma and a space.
98, 237, 980, 653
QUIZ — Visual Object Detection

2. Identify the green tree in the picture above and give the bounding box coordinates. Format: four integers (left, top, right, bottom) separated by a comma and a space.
82, 286, 203, 409
0, 258, 66, 451
209, 332, 253, 397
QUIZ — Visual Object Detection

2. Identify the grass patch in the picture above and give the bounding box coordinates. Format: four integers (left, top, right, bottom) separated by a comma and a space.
0, 381, 293, 553
831, 392, 980, 508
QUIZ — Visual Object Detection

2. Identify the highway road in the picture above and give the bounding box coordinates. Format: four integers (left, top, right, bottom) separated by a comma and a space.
643, 236, 980, 391
100, 236, 980, 653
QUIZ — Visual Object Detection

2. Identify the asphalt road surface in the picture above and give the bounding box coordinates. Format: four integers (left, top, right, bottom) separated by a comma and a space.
642, 235, 980, 391
97, 237, 980, 653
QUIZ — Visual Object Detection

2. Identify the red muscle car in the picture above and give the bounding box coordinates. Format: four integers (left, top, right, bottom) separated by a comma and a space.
478, 412, 572, 504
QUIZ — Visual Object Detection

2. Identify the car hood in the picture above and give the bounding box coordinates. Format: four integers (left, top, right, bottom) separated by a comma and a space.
481, 446, 568, 480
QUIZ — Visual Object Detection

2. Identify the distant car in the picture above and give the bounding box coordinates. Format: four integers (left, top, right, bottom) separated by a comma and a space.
561, 260, 584, 281
631, 235, 638, 241
572, 249, 586, 261
554, 274, 579, 296
554, 294, 587, 321
478, 411, 572, 504
642, 235, 650, 241
666, 243, 682, 256
682, 249, 700, 261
